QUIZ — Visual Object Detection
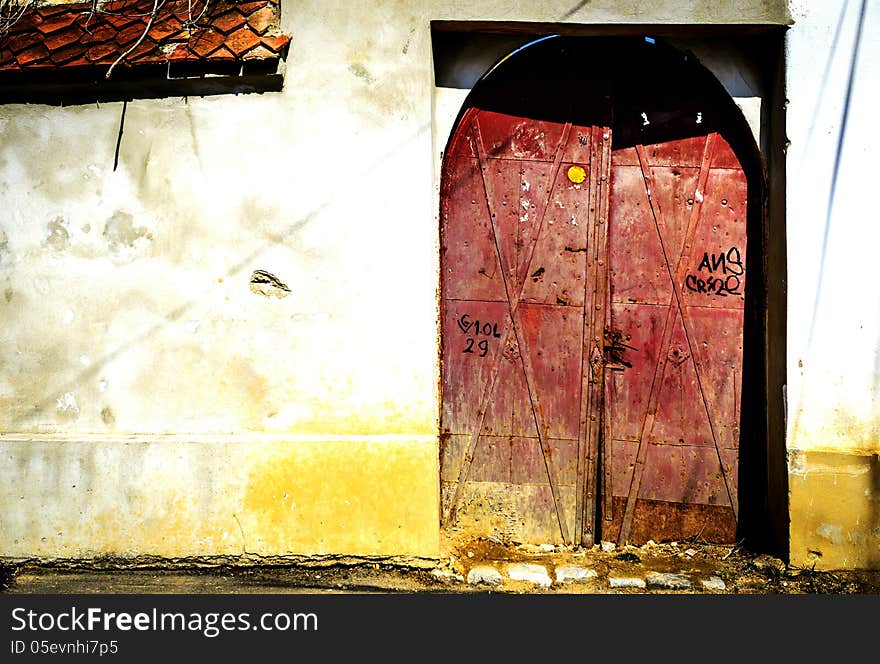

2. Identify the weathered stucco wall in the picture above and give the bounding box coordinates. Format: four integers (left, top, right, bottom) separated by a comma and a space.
18, 0, 880, 567
786, 0, 880, 569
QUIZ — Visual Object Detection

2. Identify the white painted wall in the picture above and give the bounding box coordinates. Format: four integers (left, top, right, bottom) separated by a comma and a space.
786, 0, 880, 453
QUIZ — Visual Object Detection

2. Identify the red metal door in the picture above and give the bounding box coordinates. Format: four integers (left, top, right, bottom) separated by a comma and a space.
440, 110, 747, 546
603, 134, 746, 544
440, 108, 611, 545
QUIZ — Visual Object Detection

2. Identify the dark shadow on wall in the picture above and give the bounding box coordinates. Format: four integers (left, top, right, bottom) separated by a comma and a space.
433, 30, 789, 557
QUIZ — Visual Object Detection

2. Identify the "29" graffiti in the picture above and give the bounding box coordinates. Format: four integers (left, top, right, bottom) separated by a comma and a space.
457, 314, 501, 358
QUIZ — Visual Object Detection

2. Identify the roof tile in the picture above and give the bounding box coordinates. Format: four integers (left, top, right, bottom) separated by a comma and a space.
246, 6, 275, 35
212, 10, 246, 35
243, 44, 276, 60
16, 44, 50, 66
51, 43, 87, 65
6, 32, 43, 54
261, 34, 290, 55
116, 22, 149, 47
238, 1, 272, 16
37, 13, 79, 35
0, 0, 289, 76
190, 28, 226, 57
226, 26, 261, 57
86, 42, 119, 63
209, 46, 237, 60
84, 25, 121, 44
38, 5, 77, 18
43, 27, 82, 53
151, 18, 184, 41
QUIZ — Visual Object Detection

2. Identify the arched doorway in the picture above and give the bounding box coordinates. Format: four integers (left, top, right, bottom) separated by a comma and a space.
439, 36, 766, 547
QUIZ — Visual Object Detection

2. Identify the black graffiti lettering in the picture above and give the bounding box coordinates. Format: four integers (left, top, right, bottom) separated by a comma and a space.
463, 338, 475, 353
724, 274, 742, 295
687, 247, 744, 298
456, 314, 501, 339
478, 339, 489, 357
696, 247, 744, 276
698, 253, 713, 272
725, 247, 744, 275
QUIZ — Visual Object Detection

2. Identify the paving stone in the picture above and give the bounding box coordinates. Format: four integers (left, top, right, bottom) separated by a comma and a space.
701, 576, 727, 591
600, 541, 616, 552
751, 554, 786, 574
645, 571, 693, 590
609, 576, 646, 589
467, 565, 502, 587
507, 563, 552, 588
555, 565, 598, 584
431, 569, 464, 584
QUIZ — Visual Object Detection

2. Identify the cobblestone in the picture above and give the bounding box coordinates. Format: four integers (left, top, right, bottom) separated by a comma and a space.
467, 565, 503, 587
507, 563, 552, 587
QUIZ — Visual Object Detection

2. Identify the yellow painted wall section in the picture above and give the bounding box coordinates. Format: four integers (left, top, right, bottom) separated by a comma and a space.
240, 439, 439, 557
789, 450, 880, 570
0, 437, 440, 560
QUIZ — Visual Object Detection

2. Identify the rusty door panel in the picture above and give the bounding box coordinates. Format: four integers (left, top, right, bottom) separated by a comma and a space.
440, 108, 609, 545
605, 133, 746, 545
515, 162, 553, 287
607, 165, 673, 305
605, 303, 665, 440
519, 303, 583, 440
440, 156, 507, 303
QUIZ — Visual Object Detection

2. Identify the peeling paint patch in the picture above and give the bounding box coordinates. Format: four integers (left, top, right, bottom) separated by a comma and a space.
45, 217, 70, 251
55, 392, 79, 417
103, 211, 151, 251
349, 62, 374, 84
0, 226, 11, 267
250, 270, 291, 298
816, 523, 844, 545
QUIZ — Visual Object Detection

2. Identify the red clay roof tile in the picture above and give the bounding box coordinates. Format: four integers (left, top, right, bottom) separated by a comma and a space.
84, 24, 120, 44
225, 26, 260, 57
0, 0, 288, 78
37, 13, 79, 35
86, 42, 119, 63
16, 44, 50, 66
43, 27, 82, 52
243, 44, 275, 60
190, 28, 226, 57
260, 34, 289, 55
51, 43, 86, 65
212, 10, 246, 35
6, 32, 43, 54
38, 5, 76, 18
247, 6, 275, 35
238, 1, 270, 16
116, 22, 149, 47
